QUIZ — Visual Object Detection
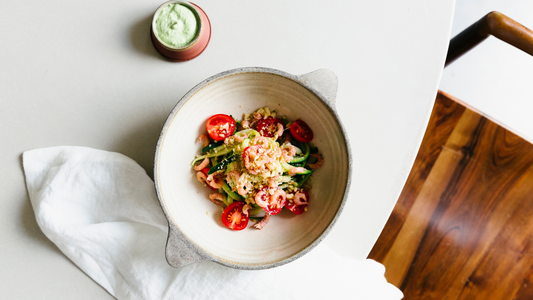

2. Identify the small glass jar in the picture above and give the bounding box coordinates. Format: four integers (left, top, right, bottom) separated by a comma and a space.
150, 1, 211, 62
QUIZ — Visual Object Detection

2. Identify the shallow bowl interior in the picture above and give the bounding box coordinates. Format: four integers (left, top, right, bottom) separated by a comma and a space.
156, 71, 349, 266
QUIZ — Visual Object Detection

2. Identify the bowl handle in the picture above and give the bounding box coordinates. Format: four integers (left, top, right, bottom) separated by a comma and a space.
165, 222, 211, 268
296, 69, 338, 109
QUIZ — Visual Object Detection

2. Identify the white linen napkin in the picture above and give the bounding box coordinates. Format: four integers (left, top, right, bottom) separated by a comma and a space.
23, 146, 403, 300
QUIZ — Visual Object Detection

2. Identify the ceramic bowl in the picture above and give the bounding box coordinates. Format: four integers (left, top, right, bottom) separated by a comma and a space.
154, 67, 351, 270
150, 1, 211, 62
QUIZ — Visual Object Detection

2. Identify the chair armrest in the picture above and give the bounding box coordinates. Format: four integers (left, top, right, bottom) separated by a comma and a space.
445, 11, 533, 67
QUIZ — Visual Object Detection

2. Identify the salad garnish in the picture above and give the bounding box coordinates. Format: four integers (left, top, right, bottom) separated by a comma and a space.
192, 107, 324, 230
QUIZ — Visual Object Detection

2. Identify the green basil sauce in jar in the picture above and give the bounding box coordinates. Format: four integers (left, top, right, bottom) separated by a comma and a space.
155, 3, 199, 48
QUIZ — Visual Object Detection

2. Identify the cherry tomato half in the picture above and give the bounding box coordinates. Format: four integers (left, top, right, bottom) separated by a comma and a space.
221, 201, 249, 230
201, 167, 217, 191
285, 189, 309, 215
290, 119, 313, 143
206, 114, 236, 141
256, 187, 287, 215
257, 117, 284, 138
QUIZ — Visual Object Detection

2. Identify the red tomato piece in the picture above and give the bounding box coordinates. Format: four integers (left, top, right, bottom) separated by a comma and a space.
221, 201, 249, 230
257, 117, 283, 138
285, 189, 309, 215
256, 187, 287, 215
290, 119, 313, 143
206, 114, 236, 141
201, 167, 217, 191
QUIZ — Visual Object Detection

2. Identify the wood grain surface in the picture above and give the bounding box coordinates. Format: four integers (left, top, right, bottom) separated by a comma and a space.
369, 91, 533, 299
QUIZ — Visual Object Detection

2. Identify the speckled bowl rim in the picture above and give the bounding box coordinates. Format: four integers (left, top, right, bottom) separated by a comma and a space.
154, 67, 352, 270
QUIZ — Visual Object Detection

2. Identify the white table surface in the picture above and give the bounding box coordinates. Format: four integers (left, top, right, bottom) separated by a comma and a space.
0, 0, 455, 298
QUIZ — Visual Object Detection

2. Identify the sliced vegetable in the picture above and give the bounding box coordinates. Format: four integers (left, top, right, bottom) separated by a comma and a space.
208, 154, 237, 175
201, 141, 223, 153
290, 142, 310, 163
210, 156, 219, 167
281, 161, 312, 175
290, 119, 313, 143
297, 173, 312, 188
216, 189, 230, 206
281, 116, 289, 126
206, 114, 236, 141
221, 201, 249, 230
236, 129, 261, 139
191, 147, 233, 166
222, 182, 243, 201
248, 207, 264, 216
289, 162, 305, 168
225, 194, 234, 205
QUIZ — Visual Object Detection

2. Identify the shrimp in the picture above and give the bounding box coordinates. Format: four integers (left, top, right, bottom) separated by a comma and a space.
226, 171, 240, 191
250, 112, 264, 127
274, 123, 284, 140
282, 144, 296, 162
198, 134, 209, 147
242, 203, 252, 216
193, 157, 209, 171
208, 193, 224, 205
253, 213, 270, 230
206, 173, 224, 189
243, 141, 283, 175
237, 182, 252, 195
196, 171, 208, 185
253, 111, 263, 120
282, 152, 293, 162
285, 144, 297, 156
307, 153, 323, 170
267, 147, 282, 161
243, 145, 267, 175
271, 188, 286, 203
293, 191, 308, 205
268, 176, 280, 188
234, 132, 248, 143
253, 136, 269, 147
241, 120, 250, 129
288, 167, 307, 176
255, 190, 269, 207
237, 185, 247, 195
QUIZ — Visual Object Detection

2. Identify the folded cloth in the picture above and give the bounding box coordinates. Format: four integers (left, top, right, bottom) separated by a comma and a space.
23, 146, 403, 300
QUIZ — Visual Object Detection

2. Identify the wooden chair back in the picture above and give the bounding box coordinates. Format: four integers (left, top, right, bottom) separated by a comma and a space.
445, 11, 533, 66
